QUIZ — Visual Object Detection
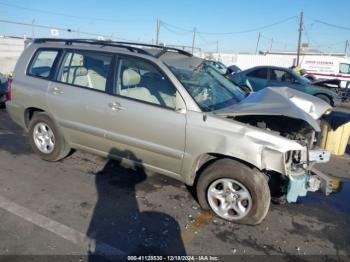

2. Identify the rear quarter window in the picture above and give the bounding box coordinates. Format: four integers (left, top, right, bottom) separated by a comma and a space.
28, 50, 59, 78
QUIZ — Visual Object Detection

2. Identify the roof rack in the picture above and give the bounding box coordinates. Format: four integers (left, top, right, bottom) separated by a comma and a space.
33, 38, 193, 58
33, 38, 151, 55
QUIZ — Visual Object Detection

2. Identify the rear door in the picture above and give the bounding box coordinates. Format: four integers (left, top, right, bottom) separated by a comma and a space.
46, 49, 115, 152
245, 68, 269, 91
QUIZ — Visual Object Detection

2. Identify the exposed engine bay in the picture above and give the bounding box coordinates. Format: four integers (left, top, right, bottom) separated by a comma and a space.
228, 114, 334, 203
232, 115, 316, 147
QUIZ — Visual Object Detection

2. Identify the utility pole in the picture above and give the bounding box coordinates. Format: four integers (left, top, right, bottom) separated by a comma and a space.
31, 19, 35, 38
296, 11, 304, 66
345, 40, 348, 55
156, 18, 160, 45
191, 27, 196, 55
255, 32, 261, 54
269, 38, 274, 51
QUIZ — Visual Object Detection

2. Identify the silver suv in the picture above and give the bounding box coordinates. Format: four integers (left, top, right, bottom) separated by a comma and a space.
6, 39, 333, 225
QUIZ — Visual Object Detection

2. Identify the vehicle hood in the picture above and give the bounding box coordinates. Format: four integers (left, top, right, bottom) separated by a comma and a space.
214, 86, 332, 132
307, 84, 337, 97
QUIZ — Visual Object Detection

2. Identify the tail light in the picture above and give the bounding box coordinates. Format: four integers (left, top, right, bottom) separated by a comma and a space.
7, 78, 12, 101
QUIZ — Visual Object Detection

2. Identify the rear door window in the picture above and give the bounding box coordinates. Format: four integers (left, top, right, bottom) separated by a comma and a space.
57, 50, 113, 92
28, 50, 59, 78
247, 68, 268, 79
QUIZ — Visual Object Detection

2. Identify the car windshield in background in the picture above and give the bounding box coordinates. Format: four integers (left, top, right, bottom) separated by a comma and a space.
289, 69, 311, 85
167, 62, 245, 112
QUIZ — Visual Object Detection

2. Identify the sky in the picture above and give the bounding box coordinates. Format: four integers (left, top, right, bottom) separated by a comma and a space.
0, 0, 349, 54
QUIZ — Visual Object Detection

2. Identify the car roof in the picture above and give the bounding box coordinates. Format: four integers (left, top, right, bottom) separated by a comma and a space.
240, 65, 292, 74
250, 65, 290, 71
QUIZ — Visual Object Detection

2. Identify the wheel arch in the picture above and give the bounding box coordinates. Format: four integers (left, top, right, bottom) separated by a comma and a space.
24, 107, 45, 129
189, 153, 259, 187
314, 93, 333, 105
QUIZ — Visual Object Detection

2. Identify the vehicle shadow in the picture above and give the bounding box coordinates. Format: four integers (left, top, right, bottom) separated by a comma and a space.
87, 148, 186, 261
0, 109, 33, 155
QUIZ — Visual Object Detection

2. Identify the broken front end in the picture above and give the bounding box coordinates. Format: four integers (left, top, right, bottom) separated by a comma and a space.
236, 115, 337, 203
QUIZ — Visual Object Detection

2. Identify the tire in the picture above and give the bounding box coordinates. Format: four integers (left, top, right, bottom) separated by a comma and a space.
196, 159, 271, 225
28, 112, 70, 161
315, 94, 331, 105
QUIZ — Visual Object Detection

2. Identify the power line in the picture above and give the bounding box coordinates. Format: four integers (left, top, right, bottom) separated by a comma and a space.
160, 21, 193, 33
197, 16, 298, 35
0, 1, 152, 23
0, 18, 133, 40
160, 16, 297, 36
312, 19, 350, 31
196, 33, 217, 45
161, 23, 192, 36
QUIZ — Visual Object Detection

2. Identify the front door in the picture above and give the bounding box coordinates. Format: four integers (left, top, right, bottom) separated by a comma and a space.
268, 68, 305, 92
245, 67, 269, 91
102, 55, 187, 176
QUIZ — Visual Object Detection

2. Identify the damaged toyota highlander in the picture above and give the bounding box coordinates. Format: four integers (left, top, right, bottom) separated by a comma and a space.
6, 39, 334, 225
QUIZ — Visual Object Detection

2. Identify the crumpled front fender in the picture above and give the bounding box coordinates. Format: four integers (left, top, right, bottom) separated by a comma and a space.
182, 111, 305, 185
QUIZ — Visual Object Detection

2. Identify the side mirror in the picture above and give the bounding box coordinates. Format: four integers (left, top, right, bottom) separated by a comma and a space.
175, 91, 186, 114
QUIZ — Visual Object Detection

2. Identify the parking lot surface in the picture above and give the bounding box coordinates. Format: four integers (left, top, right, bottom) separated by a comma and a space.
0, 108, 350, 260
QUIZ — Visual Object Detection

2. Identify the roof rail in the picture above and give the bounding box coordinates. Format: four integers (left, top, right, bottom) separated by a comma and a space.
104, 40, 193, 57
33, 38, 193, 57
33, 38, 151, 55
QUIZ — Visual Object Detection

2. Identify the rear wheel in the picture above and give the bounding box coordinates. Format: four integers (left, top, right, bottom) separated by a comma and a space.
196, 159, 271, 225
315, 94, 331, 105
28, 112, 70, 161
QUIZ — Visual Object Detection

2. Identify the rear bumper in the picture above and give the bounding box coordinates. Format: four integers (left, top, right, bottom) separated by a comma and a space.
5, 101, 26, 129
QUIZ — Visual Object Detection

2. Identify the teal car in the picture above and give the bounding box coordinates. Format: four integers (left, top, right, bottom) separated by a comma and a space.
231, 66, 339, 106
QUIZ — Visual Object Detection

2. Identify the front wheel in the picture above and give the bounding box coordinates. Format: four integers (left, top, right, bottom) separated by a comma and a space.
196, 159, 271, 225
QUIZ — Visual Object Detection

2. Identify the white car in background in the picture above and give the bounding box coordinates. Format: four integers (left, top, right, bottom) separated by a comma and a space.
300, 56, 350, 88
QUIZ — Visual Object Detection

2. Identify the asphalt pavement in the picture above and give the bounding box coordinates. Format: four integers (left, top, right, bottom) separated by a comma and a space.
0, 108, 349, 261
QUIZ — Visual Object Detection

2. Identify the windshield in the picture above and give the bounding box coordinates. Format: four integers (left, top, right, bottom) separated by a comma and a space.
289, 69, 311, 85
167, 63, 245, 112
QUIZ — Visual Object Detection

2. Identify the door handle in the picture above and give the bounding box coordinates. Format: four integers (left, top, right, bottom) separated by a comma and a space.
52, 87, 64, 95
108, 102, 125, 111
